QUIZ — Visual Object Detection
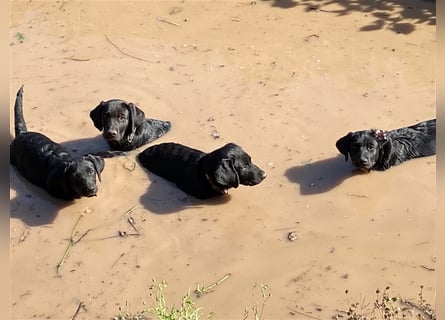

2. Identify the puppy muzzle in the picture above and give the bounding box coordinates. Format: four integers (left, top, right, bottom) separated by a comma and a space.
83, 186, 98, 197
104, 129, 122, 141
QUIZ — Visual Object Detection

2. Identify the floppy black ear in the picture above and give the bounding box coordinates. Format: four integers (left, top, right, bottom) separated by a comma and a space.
214, 158, 240, 188
125, 103, 145, 143
336, 132, 353, 162
90, 101, 106, 131
84, 154, 105, 182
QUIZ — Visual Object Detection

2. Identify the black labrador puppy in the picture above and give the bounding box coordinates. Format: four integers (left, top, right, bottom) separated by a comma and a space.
10, 85, 105, 200
138, 142, 267, 199
336, 119, 436, 171
90, 99, 171, 151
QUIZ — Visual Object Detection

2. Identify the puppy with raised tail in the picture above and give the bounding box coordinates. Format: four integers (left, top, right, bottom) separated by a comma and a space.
10, 85, 105, 200
336, 119, 436, 171
138, 142, 267, 199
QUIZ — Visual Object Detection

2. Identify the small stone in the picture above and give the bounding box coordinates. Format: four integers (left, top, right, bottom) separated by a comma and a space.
211, 130, 220, 139
287, 232, 298, 241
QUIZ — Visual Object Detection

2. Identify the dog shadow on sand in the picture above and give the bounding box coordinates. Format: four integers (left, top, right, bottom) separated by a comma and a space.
285, 155, 364, 195
138, 171, 231, 215
60, 135, 114, 156
10, 168, 74, 226
139, 155, 357, 212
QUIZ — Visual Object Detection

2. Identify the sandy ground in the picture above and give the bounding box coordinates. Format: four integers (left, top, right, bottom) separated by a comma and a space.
9, 1, 436, 319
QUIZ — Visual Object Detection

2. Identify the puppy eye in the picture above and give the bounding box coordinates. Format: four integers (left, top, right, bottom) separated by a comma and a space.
367, 144, 374, 151
119, 114, 126, 121
87, 169, 95, 175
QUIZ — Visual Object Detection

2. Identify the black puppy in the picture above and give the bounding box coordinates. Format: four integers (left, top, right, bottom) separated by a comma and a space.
90, 99, 171, 151
336, 119, 436, 171
138, 142, 267, 199
10, 85, 105, 200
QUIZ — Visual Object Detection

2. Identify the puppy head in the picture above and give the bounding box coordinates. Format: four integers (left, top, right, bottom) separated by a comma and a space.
336, 129, 388, 171
66, 155, 105, 197
90, 100, 145, 143
210, 143, 267, 189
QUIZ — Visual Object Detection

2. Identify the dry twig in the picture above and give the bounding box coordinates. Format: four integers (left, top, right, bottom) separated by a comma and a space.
71, 301, 87, 320
127, 216, 140, 235
156, 17, 181, 27
105, 35, 158, 63
304, 34, 320, 42
195, 273, 231, 297
420, 265, 435, 271
287, 306, 322, 320
64, 57, 91, 62
347, 192, 368, 198
19, 228, 30, 243
121, 204, 139, 218
112, 253, 125, 268
73, 229, 93, 245
56, 213, 85, 274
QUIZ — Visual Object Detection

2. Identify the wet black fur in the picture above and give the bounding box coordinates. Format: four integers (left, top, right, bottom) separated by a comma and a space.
89, 99, 171, 151
137, 142, 267, 199
10, 85, 105, 200
336, 119, 436, 171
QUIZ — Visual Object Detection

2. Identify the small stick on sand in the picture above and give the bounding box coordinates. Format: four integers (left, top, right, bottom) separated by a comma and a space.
287, 306, 323, 320
275, 226, 298, 232
118, 231, 140, 237
105, 35, 158, 63
156, 17, 181, 27
121, 204, 139, 218
19, 228, 30, 243
112, 253, 125, 268
346, 192, 368, 198
420, 265, 435, 271
71, 301, 87, 320
56, 213, 85, 274
127, 216, 140, 235
73, 229, 93, 245
195, 273, 231, 297
304, 34, 320, 42
64, 57, 91, 62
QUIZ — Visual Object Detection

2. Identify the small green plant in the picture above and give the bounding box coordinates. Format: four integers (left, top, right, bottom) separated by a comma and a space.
113, 280, 209, 320
15, 32, 25, 43
149, 280, 204, 320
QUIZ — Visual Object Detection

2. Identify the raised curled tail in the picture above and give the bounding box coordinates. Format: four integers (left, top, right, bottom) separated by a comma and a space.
14, 85, 27, 137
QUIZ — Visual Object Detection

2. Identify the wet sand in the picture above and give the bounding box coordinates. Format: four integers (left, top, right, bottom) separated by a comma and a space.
10, 1, 436, 319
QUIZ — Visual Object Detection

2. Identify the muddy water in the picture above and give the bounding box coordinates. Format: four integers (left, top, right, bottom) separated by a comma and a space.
10, 1, 436, 319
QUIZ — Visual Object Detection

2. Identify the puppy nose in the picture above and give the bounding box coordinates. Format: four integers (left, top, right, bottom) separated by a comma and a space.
261, 171, 267, 179
359, 158, 368, 165
106, 130, 117, 138
88, 186, 97, 194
